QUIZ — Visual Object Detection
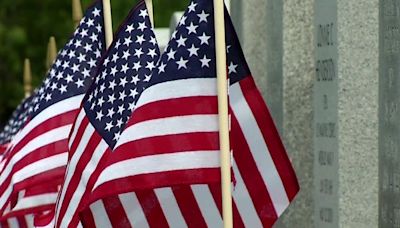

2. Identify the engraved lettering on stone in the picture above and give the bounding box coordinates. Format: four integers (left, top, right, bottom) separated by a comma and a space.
319, 208, 333, 223
317, 23, 334, 47
316, 122, 336, 138
383, 0, 400, 17
320, 179, 334, 195
316, 58, 336, 81
384, 26, 400, 54
318, 150, 334, 166
323, 94, 329, 110
388, 68, 395, 88
385, 101, 398, 124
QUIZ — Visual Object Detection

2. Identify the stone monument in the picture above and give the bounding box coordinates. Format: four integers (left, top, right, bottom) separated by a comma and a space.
313, 0, 379, 227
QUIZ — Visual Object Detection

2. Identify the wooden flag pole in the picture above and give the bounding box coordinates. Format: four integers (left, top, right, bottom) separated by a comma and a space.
23, 58, 32, 98
102, 0, 113, 48
214, 0, 233, 227
72, 0, 83, 28
144, 0, 154, 28
48, 36, 58, 67
45, 40, 51, 70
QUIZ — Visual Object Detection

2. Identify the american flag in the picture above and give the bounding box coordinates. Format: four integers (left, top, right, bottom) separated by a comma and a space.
0, 0, 105, 217
54, 2, 161, 227
78, 0, 299, 227
0, 96, 32, 156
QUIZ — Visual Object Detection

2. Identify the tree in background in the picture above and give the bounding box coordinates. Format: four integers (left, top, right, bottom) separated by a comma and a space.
0, 0, 189, 126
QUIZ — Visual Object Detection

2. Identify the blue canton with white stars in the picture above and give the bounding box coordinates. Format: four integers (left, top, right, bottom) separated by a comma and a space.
0, 96, 33, 144
150, 0, 250, 88
29, 1, 105, 118
83, 1, 160, 149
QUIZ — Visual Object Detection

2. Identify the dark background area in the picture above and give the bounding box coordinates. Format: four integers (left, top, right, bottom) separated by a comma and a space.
0, 0, 188, 126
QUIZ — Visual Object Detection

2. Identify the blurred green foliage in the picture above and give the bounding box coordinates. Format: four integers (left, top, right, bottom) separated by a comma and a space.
0, 0, 189, 126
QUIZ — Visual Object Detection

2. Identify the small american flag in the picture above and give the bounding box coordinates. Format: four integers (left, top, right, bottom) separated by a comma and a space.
54, 1, 160, 227
79, 0, 299, 227
0, 96, 32, 156
0, 0, 105, 217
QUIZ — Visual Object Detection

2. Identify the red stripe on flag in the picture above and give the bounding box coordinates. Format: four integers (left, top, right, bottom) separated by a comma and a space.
89, 169, 220, 206
6, 110, 76, 162
13, 166, 65, 194
56, 119, 103, 228
109, 132, 219, 164
0, 140, 67, 204
238, 77, 299, 200
67, 117, 90, 160
80, 207, 97, 228
231, 112, 278, 226
127, 96, 218, 126
172, 186, 208, 227
102, 196, 131, 227
136, 190, 169, 228
17, 216, 27, 228
34, 211, 55, 227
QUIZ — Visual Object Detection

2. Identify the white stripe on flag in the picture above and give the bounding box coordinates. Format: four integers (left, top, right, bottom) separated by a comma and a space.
89, 200, 113, 228
116, 114, 219, 148
191, 185, 223, 227
0, 185, 12, 213
25, 214, 34, 228
155, 188, 188, 228
13, 153, 68, 184
94, 151, 220, 189
7, 217, 18, 228
57, 140, 108, 228
232, 159, 263, 227
57, 123, 95, 217
69, 109, 86, 149
135, 78, 217, 109
0, 125, 71, 189
12, 193, 58, 211
230, 83, 289, 215
10, 95, 83, 148
118, 192, 149, 228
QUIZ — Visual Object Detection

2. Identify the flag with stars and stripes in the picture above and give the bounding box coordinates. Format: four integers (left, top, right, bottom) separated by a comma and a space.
0, 96, 32, 157
78, 0, 299, 227
0, 0, 106, 218
53, 2, 160, 227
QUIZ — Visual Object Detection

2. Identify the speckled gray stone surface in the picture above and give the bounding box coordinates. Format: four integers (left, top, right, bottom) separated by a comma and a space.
230, 0, 315, 227
279, 0, 315, 227
337, 0, 379, 227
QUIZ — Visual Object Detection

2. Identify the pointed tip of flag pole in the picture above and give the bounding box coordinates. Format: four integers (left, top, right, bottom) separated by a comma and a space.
102, 0, 113, 48
45, 40, 51, 70
23, 58, 32, 98
72, 0, 83, 28
47, 36, 58, 68
145, 0, 154, 28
